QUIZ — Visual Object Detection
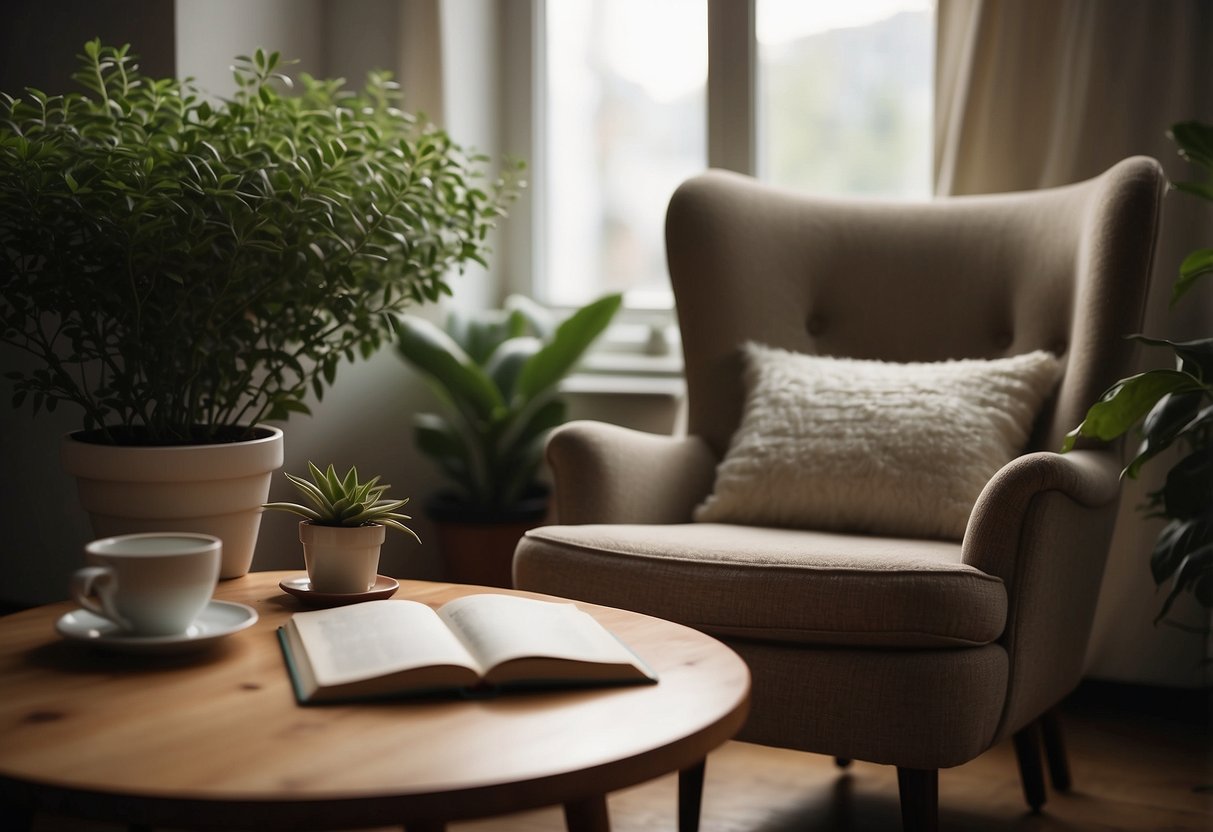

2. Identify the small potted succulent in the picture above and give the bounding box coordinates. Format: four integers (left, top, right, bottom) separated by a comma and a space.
264, 462, 420, 594
396, 293, 622, 586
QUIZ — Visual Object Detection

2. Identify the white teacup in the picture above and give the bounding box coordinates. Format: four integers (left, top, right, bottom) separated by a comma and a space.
71, 533, 222, 636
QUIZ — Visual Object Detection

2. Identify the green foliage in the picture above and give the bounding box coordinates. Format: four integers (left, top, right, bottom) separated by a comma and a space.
0, 41, 521, 444
396, 293, 622, 514
264, 461, 420, 541
1065, 121, 1213, 628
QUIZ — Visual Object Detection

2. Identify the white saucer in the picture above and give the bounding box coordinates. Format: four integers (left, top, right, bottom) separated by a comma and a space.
55, 600, 259, 654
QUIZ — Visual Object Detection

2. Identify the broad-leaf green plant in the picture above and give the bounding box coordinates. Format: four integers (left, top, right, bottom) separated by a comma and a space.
1064, 120, 1213, 630
264, 461, 420, 542
0, 41, 520, 445
396, 293, 622, 516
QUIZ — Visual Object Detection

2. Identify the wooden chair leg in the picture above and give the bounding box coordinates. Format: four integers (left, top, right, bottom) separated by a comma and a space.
1040, 708, 1072, 791
1012, 721, 1047, 812
896, 767, 938, 832
678, 759, 706, 832
834, 757, 853, 768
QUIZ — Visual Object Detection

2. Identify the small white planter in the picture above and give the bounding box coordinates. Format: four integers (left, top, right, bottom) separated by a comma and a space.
299, 521, 385, 594
60, 426, 284, 579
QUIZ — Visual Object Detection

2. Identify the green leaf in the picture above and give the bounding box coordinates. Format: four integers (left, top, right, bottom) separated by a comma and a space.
504, 293, 556, 339
1150, 517, 1199, 586
1156, 543, 1213, 624
1128, 392, 1206, 478
1171, 181, 1213, 202
1170, 120, 1213, 172
283, 471, 331, 512
1131, 335, 1213, 381
514, 293, 622, 403
395, 315, 504, 421
414, 411, 475, 479
1175, 248, 1213, 306
261, 501, 321, 521
1161, 448, 1213, 519
485, 336, 542, 402
1062, 370, 1206, 454
341, 464, 358, 494
496, 398, 566, 506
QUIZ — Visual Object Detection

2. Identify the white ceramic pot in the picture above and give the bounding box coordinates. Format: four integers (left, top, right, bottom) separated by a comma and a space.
299, 521, 385, 594
60, 426, 284, 579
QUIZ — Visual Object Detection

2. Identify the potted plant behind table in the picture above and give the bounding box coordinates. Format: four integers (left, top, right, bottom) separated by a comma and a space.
264, 462, 420, 594
396, 293, 622, 587
0, 41, 519, 577
1065, 119, 1213, 640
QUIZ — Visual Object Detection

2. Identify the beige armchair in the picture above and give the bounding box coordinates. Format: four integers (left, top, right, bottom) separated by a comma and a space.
513, 157, 1165, 831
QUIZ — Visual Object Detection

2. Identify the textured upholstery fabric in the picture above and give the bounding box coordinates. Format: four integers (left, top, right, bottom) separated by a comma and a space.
513, 158, 1164, 772
546, 423, 718, 526
694, 345, 1062, 539
519, 524, 1006, 647
733, 641, 1009, 769
668, 162, 1164, 462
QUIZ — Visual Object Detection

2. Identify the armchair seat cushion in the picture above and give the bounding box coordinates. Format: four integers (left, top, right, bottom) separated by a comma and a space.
516, 523, 1007, 648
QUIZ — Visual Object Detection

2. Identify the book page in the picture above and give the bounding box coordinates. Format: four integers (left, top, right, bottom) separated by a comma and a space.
437, 594, 645, 678
292, 599, 483, 687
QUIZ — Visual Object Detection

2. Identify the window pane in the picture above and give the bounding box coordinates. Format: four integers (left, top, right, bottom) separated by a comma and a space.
543, 0, 707, 309
758, 0, 934, 197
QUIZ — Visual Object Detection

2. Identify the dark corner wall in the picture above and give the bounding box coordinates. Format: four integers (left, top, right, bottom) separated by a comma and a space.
0, 0, 175, 95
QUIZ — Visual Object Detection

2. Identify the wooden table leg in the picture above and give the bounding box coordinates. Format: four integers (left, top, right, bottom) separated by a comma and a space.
563, 794, 610, 832
678, 759, 706, 832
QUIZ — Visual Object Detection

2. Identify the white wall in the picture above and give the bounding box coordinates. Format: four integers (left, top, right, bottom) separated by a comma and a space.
176, 0, 325, 98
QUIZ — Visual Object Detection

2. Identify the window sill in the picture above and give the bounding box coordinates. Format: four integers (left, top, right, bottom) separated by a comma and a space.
562, 372, 685, 398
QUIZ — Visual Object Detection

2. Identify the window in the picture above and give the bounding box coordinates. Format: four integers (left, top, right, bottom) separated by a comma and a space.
541, 0, 707, 312
525, 0, 935, 314
757, 1, 934, 197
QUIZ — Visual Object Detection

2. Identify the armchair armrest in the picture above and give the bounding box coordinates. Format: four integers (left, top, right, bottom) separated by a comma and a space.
545, 421, 719, 524
962, 449, 1122, 584
962, 449, 1124, 741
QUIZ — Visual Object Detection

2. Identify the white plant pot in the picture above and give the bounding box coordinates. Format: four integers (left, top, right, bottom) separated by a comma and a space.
60, 426, 284, 579
299, 521, 385, 594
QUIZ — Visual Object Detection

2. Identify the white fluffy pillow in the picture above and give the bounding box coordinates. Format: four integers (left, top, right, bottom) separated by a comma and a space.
693, 344, 1063, 540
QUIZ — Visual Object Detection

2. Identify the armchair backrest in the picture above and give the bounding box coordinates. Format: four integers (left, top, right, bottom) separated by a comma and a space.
666, 157, 1165, 460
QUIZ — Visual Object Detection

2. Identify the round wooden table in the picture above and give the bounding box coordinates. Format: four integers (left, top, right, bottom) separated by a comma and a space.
0, 572, 750, 831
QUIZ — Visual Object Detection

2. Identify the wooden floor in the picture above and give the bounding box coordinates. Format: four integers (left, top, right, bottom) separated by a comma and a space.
23, 681, 1212, 832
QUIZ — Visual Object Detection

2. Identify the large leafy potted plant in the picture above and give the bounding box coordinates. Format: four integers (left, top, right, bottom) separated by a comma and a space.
1065, 120, 1213, 632
396, 293, 622, 586
0, 41, 517, 577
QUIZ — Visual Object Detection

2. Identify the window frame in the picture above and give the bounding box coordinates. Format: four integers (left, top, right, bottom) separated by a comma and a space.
501, 0, 932, 359
502, 2, 757, 327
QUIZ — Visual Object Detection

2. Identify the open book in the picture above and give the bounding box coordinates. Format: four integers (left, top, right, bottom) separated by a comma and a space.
278, 594, 657, 704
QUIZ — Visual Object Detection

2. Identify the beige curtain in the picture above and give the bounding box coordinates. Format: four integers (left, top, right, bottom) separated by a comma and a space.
935, 0, 1213, 686
398, 0, 446, 125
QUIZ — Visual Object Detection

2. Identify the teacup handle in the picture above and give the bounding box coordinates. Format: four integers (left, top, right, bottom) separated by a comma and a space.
70, 566, 131, 630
